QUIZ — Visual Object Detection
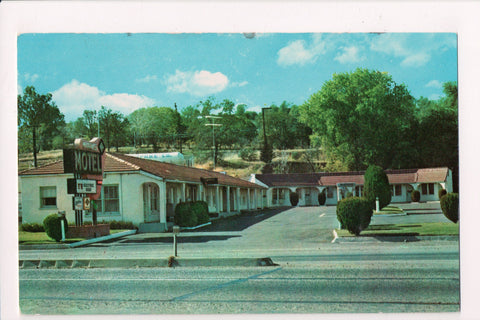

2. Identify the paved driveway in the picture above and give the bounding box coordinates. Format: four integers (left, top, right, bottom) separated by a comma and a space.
117, 202, 450, 249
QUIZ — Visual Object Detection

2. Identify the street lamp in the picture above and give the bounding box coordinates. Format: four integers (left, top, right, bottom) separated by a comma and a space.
204, 115, 222, 170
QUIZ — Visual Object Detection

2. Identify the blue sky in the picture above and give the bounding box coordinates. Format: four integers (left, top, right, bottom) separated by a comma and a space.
18, 33, 457, 122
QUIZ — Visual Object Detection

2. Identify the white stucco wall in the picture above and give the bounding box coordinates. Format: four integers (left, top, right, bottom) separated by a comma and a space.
20, 174, 73, 224
19, 171, 166, 226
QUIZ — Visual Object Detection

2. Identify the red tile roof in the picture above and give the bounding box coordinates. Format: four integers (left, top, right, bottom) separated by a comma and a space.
19, 153, 264, 189
255, 167, 449, 187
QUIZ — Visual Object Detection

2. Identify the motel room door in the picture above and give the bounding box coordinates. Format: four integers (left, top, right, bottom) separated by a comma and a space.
143, 183, 160, 223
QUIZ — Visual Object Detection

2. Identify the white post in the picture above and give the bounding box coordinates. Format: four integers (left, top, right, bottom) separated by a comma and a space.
376, 197, 380, 213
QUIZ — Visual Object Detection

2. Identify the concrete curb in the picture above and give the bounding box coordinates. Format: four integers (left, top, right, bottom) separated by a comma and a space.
19, 257, 278, 269
332, 235, 459, 243
19, 230, 137, 250
68, 230, 137, 248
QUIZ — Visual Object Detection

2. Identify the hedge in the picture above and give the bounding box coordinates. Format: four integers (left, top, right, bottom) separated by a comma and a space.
336, 197, 373, 236
43, 214, 68, 242
440, 193, 459, 223
20, 223, 45, 232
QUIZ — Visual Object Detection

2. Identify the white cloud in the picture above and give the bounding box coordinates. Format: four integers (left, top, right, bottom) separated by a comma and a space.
401, 52, 431, 67
24, 73, 39, 83
246, 105, 263, 113
52, 79, 155, 121
231, 81, 248, 87
426, 80, 443, 88
334, 46, 364, 64
165, 70, 229, 96
136, 75, 158, 83
369, 33, 456, 68
429, 93, 443, 101
277, 36, 326, 66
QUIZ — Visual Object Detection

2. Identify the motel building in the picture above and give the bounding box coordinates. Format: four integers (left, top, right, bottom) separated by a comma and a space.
19, 153, 266, 233
250, 167, 453, 207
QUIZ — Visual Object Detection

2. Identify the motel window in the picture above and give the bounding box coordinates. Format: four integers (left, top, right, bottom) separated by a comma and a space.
98, 185, 120, 214
40, 186, 57, 208
272, 190, 278, 204
391, 185, 402, 197
355, 186, 363, 197
327, 187, 334, 199
279, 189, 285, 200
421, 183, 435, 195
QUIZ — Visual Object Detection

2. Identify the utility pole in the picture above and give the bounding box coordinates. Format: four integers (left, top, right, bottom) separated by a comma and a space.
262, 107, 271, 148
205, 116, 222, 170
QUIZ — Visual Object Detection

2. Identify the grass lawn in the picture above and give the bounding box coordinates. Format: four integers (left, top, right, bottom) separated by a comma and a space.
373, 205, 404, 215
336, 222, 459, 237
19, 229, 131, 245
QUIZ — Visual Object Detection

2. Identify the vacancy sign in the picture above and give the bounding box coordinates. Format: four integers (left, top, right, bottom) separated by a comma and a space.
76, 179, 97, 194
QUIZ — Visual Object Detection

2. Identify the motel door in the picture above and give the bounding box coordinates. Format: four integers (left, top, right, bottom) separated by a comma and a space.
143, 183, 160, 223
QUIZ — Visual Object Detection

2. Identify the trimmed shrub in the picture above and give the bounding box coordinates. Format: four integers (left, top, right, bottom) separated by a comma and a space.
191, 201, 210, 225
174, 201, 211, 227
411, 190, 421, 202
290, 192, 299, 206
363, 165, 392, 210
174, 202, 198, 227
43, 214, 68, 242
20, 223, 44, 232
336, 197, 373, 236
438, 188, 447, 199
441, 193, 459, 223
346, 192, 354, 198
104, 220, 136, 230
318, 192, 326, 205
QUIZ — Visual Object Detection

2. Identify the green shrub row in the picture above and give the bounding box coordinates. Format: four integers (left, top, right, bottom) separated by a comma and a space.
20, 223, 45, 232
336, 197, 373, 236
441, 193, 459, 223
174, 201, 210, 227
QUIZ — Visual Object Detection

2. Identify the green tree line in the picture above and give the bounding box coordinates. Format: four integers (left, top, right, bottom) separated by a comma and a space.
18, 69, 458, 189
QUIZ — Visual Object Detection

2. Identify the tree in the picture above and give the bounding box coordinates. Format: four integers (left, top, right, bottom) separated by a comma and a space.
299, 69, 416, 171
259, 102, 311, 150
129, 106, 177, 152
18, 86, 65, 166
363, 165, 391, 210
415, 81, 458, 192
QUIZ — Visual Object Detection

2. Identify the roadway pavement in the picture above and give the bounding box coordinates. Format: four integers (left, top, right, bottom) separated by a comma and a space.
17, 202, 461, 315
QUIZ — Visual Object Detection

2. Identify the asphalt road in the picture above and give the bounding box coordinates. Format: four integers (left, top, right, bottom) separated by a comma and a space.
19, 257, 459, 314
18, 203, 460, 315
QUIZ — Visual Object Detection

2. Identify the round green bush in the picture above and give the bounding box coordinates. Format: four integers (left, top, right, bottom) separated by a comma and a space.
411, 190, 421, 202
191, 201, 210, 225
290, 192, 299, 206
336, 197, 373, 236
43, 214, 68, 242
174, 202, 198, 227
438, 188, 447, 199
363, 165, 392, 210
440, 193, 459, 223
318, 192, 326, 205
